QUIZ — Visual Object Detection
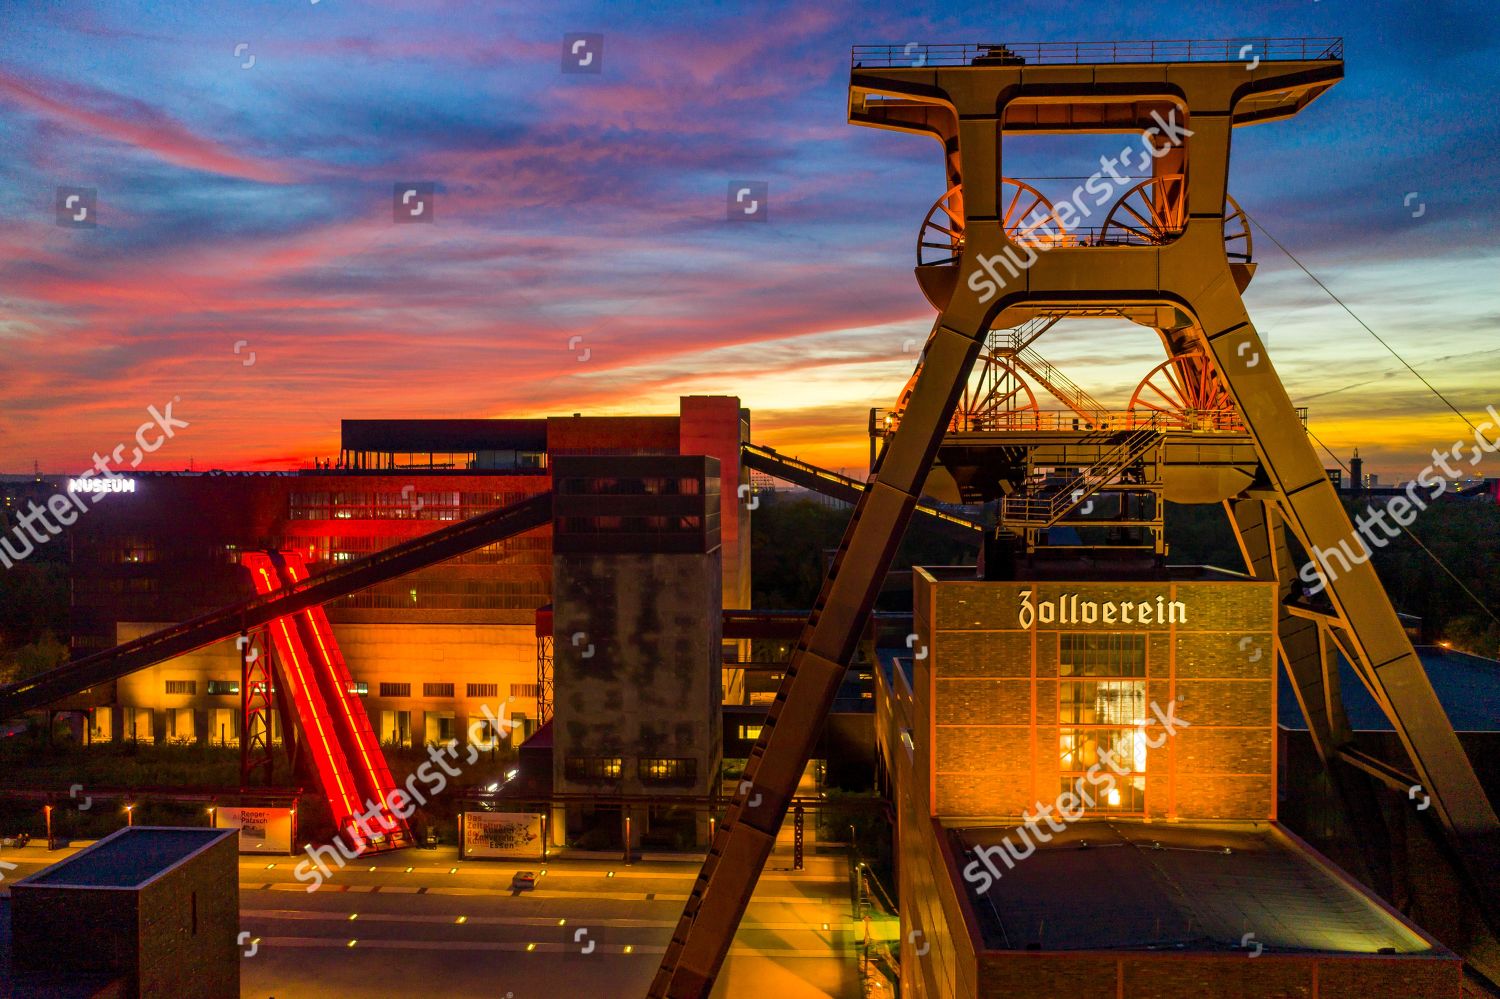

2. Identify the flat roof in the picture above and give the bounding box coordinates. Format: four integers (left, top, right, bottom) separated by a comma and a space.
949, 820, 1439, 956
341, 418, 548, 453
17, 827, 233, 890
1280, 646, 1500, 733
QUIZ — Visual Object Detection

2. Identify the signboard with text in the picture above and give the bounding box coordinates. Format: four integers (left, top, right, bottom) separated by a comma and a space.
461, 812, 544, 859
216, 806, 295, 854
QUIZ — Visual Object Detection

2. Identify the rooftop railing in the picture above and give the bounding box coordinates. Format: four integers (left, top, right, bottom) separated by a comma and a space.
852, 38, 1343, 69
876, 408, 1249, 436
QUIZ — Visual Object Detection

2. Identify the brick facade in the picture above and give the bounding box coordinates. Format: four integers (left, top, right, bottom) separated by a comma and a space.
916, 572, 1279, 822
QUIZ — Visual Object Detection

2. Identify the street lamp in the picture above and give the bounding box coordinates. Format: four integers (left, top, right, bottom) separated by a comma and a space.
207, 805, 217, 828
124, 803, 135, 827
43, 804, 52, 847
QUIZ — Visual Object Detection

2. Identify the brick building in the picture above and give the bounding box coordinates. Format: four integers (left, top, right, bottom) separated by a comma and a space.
875, 565, 1462, 997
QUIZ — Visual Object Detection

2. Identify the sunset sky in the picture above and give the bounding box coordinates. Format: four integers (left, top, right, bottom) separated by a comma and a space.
1, 1, 1497, 481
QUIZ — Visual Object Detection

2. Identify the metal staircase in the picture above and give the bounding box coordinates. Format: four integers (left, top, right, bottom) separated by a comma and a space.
998, 314, 1062, 353
996, 345, 1116, 423
1001, 426, 1163, 528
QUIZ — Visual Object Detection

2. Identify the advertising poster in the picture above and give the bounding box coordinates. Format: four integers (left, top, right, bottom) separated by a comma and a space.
462, 812, 544, 859
217, 806, 295, 854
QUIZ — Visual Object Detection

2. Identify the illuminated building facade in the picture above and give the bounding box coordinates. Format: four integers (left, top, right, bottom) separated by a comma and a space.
56, 396, 749, 749
875, 565, 1462, 996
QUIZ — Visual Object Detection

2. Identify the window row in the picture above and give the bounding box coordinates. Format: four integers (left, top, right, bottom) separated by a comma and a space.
165, 680, 533, 700
564, 756, 699, 783
557, 515, 704, 534
332, 579, 550, 610
1059, 633, 1147, 677
376, 682, 537, 700
291, 535, 549, 566
556, 476, 703, 496
288, 490, 541, 521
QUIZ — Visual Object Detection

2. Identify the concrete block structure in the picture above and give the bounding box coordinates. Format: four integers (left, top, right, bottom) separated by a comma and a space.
551, 455, 725, 849
7, 827, 239, 998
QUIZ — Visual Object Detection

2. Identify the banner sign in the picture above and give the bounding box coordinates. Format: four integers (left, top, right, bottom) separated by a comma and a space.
217, 806, 295, 854
462, 812, 543, 859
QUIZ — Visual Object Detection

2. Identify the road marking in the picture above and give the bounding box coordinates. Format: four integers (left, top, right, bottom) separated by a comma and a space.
241, 909, 855, 933
237, 862, 838, 885
250, 882, 837, 904
244, 936, 850, 958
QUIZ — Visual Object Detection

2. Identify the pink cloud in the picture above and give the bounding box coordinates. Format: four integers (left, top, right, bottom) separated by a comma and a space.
0, 68, 296, 183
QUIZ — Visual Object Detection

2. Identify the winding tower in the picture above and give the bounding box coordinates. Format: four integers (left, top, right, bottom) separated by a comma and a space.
653, 38, 1500, 997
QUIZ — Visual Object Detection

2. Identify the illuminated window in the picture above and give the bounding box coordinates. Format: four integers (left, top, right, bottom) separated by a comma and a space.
1058, 633, 1150, 813
1059, 726, 1149, 814
1058, 680, 1146, 726
1059, 633, 1146, 677
1060, 771, 1146, 812
119, 542, 155, 564
638, 758, 697, 782
165, 680, 197, 695
206, 680, 239, 696
565, 757, 623, 781
347, 681, 369, 697
737, 725, 763, 740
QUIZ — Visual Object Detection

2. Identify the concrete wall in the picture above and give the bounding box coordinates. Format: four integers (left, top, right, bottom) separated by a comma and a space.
10, 884, 138, 977
10, 833, 239, 998
552, 550, 723, 826
136, 833, 240, 998
678, 395, 751, 612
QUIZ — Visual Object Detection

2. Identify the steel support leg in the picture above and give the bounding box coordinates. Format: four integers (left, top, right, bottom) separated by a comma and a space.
649, 315, 985, 998
1226, 497, 1393, 896
1200, 288, 1500, 926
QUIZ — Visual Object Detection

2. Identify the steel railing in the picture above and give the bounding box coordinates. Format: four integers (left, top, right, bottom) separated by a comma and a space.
1004, 347, 1110, 421
878, 408, 1248, 436
853, 38, 1343, 68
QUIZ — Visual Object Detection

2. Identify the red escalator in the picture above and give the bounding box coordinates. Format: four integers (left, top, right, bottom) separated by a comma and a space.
270, 550, 413, 850
241, 552, 409, 852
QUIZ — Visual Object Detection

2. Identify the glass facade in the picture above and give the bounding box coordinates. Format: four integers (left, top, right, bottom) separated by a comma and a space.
1059, 632, 1149, 813
1059, 633, 1146, 676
